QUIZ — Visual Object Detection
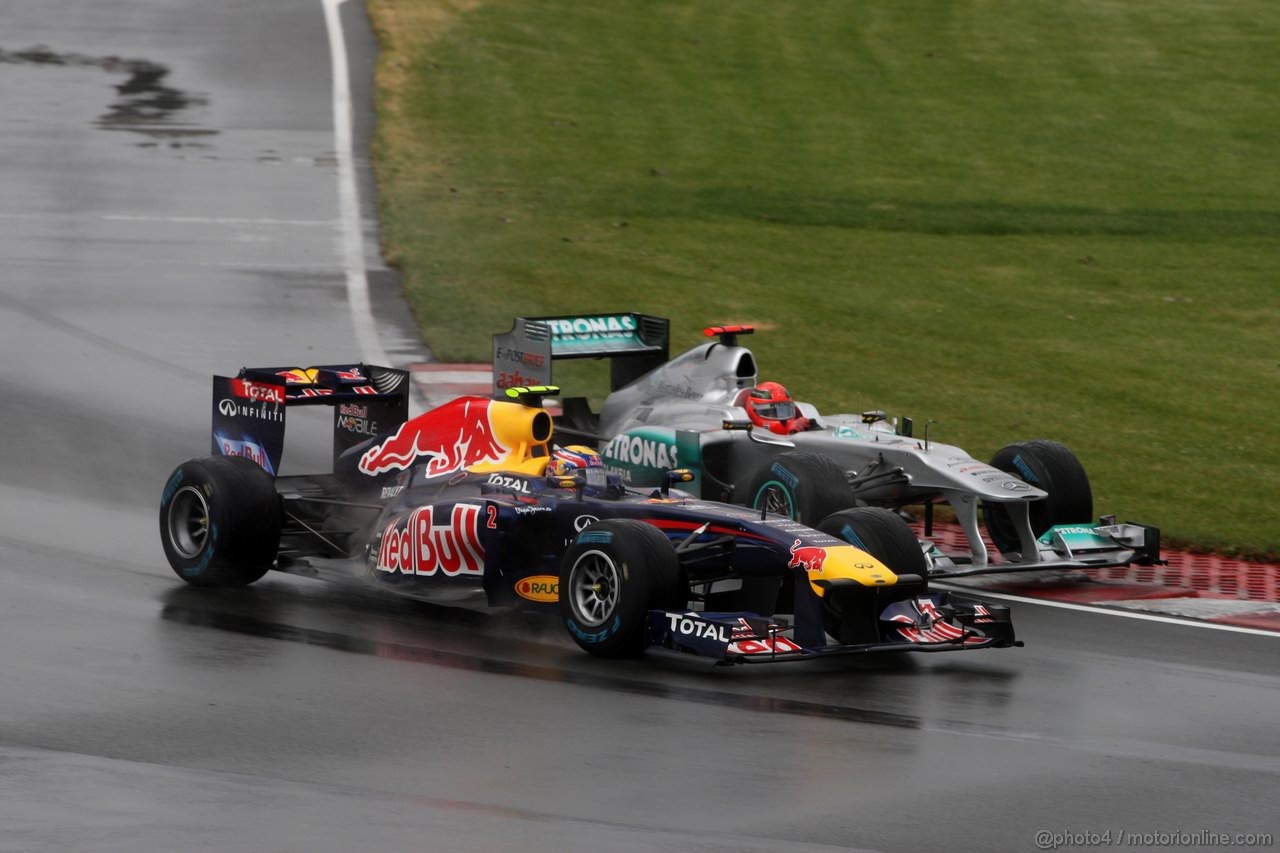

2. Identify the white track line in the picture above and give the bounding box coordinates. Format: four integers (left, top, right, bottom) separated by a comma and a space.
933, 582, 1280, 638
322, 0, 392, 368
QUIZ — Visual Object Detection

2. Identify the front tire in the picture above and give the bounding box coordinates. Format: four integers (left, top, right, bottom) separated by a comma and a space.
159, 456, 282, 587
559, 519, 680, 657
746, 451, 853, 525
817, 507, 928, 644
982, 440, 1093, 553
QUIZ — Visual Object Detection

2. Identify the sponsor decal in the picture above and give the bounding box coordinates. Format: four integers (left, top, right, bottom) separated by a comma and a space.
215, 434, 275, 475
515, 575, 559, 602
230, 379, 286, 404
577, 530, 613, 545
769, 462, 798, 490
381, 485, 404, 500
787, 539, 827, 572
161, 469, 184, 507
573, 515, 599, 531
337, 414, 378, 435
339, 403, 368, 418
666, 614, 731, 643
496, 369, 541, 391
1002, 481, 1032, 492
565, 614, 621, 644
544, 314, 638, 345
218, 397, 284, 423
601, 433, 678, 469
761, 519, 810, 533
957, 464, 987, 474
654, 380, 700, 400
833, 425, 866, 439
486, 474, 530, 493
514, 505, 551, 515
727, 636, 804, 655
374, 503, 485, 577
494, 346, 547, 368
1011, 454, 1038, 483
359, 398, 510, 477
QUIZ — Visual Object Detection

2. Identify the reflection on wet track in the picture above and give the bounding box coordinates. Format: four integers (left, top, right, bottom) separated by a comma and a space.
160, 598, 924, 730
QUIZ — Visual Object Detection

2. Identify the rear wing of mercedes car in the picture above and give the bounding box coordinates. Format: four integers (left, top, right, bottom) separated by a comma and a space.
211, 363, 409, 477
492, 313, 669, 396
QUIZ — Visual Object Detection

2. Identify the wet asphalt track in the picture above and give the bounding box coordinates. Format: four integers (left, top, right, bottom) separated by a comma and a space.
0, 2, 1277, 851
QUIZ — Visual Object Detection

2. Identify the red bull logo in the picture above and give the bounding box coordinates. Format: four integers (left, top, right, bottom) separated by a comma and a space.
276, 368, 317, 385
358, 397, 510, 477
375, 503, 485, 576
787, 539, 827, 572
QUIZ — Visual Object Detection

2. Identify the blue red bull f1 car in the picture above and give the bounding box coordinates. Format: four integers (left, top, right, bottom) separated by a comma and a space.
159, 363, 1021, 664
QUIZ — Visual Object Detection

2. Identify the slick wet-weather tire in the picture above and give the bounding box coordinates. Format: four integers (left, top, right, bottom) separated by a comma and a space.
559, 519, 680, 658
159, 456, 282, 587
982, 440, 1093, 554
746, 451, 853, 526
817, 507, 929, 643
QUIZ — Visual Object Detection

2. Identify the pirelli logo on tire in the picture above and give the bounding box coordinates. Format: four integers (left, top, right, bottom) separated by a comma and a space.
516, 575, 559, 602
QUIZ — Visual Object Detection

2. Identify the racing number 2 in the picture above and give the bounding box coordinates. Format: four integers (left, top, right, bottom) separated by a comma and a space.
486, 505, 498, 529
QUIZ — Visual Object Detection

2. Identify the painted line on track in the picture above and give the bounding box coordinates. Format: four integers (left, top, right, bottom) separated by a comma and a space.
322, 0, 391, 369
934, 582, 1280, 638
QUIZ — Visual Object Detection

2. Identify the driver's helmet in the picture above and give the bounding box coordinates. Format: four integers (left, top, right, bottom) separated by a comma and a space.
745, 381, 799, 434
547, 445, 607, 487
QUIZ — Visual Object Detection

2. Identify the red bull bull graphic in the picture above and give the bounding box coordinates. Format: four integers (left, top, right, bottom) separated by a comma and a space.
375, 503, 485, 576
787, 539, 828, 572
276, 368, 317, 385
358, 397, 510, 477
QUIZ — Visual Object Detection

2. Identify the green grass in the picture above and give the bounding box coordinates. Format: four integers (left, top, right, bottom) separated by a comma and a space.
367, 0, 1280, 558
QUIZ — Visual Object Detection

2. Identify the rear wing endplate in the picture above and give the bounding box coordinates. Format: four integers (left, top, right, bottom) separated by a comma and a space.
212, 363, 409, 476
492, 313, 669, 396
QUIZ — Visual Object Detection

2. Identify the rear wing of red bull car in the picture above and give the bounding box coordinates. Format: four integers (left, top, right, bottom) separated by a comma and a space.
212, 364, 409, 477
492, 313, 669, 396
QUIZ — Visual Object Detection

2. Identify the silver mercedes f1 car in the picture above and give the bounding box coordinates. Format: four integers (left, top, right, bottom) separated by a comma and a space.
491, 314, 1161, 578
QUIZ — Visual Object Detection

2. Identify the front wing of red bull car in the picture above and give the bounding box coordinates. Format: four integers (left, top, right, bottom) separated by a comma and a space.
634, 506, 1019, 665
159, 369, 1017, 665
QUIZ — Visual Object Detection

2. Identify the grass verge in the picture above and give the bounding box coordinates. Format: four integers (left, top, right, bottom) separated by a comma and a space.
366, 0, 1280, 558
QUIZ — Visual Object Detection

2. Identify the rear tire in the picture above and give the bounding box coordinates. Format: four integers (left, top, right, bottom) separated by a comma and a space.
746, 451, 853, 525
817, 507, 928, 644
982, 440, 1093, 553
159, 456, 282, 587
559, 519, 680, 657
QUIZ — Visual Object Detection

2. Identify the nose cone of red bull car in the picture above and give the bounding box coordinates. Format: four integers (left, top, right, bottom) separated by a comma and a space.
789, 542, 898, 596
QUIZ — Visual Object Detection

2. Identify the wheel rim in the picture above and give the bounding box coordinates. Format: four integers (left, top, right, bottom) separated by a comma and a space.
569, 550, 620, 627
755, 482, 795, 519
167, 485, 211, 559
